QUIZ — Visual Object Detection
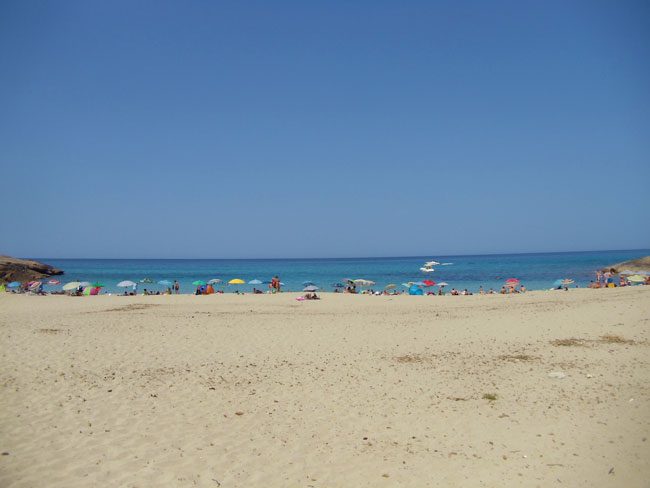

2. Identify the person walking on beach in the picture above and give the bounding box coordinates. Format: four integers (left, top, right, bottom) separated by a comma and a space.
173, 280, 180, 294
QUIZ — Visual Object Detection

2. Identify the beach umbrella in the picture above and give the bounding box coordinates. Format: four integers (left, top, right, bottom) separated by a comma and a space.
384, 284, 397, 290
29, 281, 42, 290
158, 280, 172, 286
207, 279, 222, 285
505, 278, 520, 284
303, 285, 319, 292
140, 277, 153, 284
627, 275, 646, 283
63, 281, 81, 290
79, 282, 91, 287
117, 280, 136, 288
91, 282, 105, 288
47, 279, 60, 285
437, 282, 448, 287
353, 279, 375, 287
248, 279, 262, 285
228, 278, 245, 285
7, 281, 21, 288
422, 279, 436, 287
192, 280, 206, 286
401, 283, 411, 287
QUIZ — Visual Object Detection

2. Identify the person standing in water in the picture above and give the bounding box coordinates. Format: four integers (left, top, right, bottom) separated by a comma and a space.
272, 276, 281, 293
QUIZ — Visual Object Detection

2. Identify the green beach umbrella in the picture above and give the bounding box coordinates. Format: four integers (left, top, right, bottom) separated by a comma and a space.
91, 282, 105, 288
192, 280, 206, 286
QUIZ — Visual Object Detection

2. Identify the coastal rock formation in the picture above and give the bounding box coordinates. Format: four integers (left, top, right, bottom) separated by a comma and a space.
0, 256, 63, 283
605, 255, 650, 273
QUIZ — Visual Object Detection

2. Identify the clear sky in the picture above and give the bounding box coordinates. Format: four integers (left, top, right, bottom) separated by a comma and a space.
1, 0, 648, 258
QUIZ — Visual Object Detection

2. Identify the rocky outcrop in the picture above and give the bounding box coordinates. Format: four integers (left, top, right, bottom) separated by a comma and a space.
0, 256, 64, 283
605, 256, 650, 273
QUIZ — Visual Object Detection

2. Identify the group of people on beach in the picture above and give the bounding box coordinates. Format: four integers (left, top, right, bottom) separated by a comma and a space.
5, 268, 650, 296
588, 269, 650, 288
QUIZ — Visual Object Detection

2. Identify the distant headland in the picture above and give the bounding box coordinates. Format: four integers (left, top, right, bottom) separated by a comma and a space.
605, 255, 650, 273
0, 255, 63, 283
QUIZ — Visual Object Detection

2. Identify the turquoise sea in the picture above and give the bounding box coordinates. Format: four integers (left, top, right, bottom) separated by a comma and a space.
34, 249, 649, 294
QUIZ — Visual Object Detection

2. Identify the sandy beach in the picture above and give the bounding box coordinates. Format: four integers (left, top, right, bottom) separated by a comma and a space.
1, 287, 649, 487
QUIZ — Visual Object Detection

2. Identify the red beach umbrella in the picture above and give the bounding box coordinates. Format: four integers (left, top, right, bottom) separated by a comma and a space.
422, 279, 436, 287
47, 279, 61, 285
505, 278, 520, 284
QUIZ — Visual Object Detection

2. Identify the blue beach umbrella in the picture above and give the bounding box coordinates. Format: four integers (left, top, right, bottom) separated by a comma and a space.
7, 281, 21, 288
158, 280, 172, 286
248, 279, 262, 285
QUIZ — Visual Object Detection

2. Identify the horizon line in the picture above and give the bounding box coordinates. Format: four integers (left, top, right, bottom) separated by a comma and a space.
22, 247, 650, 261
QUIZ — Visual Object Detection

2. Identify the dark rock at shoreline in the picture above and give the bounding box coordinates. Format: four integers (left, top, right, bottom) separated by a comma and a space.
0, 256, 64, 283
604, 256, 650, 273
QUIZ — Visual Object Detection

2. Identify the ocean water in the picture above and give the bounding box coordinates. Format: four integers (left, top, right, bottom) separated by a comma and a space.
34, 249, 649, 294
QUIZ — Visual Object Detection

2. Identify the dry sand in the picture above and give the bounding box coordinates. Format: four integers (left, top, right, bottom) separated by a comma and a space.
1, 287, 649, 487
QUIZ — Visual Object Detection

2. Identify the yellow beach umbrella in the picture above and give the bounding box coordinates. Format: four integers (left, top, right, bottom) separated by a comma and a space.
228, 278, 245, 285
627, 275, 646, 283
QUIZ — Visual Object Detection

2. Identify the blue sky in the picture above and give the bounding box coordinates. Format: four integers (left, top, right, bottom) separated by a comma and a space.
1, 0, 648, 258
